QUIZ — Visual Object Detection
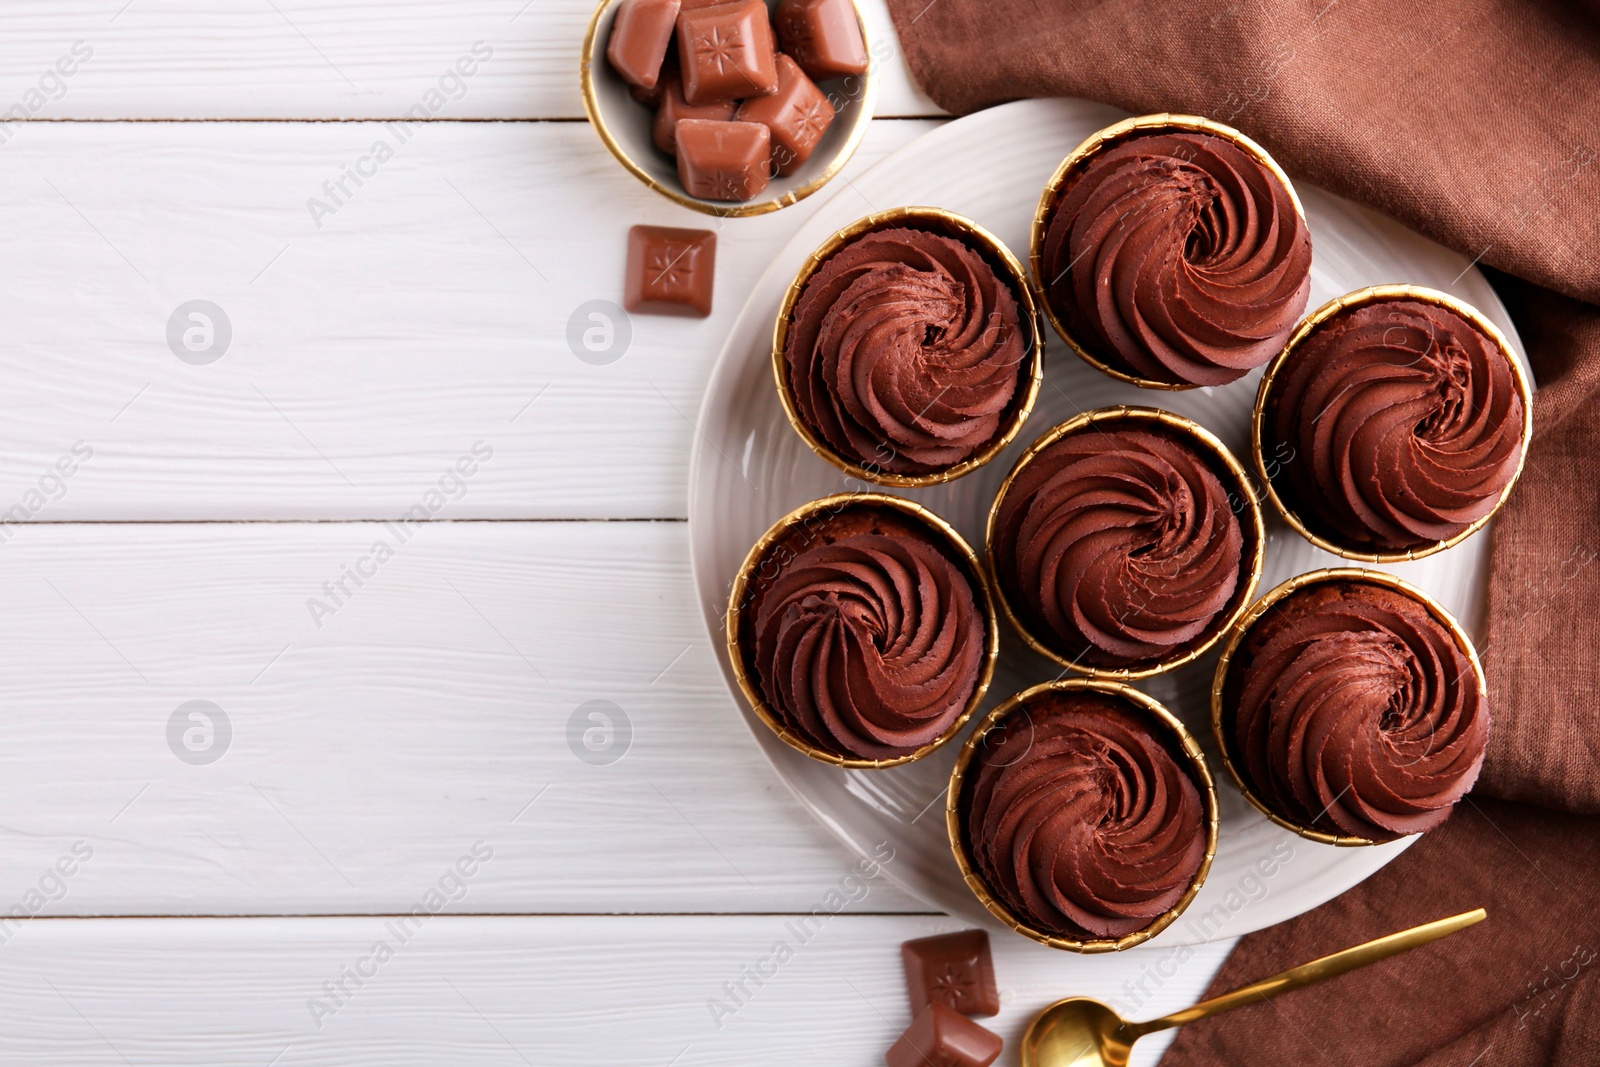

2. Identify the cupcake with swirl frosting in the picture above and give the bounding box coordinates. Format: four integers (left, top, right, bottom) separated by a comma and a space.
988, 408, 1262, 676
729, 494, 995, 765
1260, 290, 1529, 557
1215, 571, 1488, 842
779, 212, 1040, 483
1036, 120, 1312, 388
954, 682, 1214, 944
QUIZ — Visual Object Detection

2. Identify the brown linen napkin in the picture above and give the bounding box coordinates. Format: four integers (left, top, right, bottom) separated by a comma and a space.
882, 0, 1600, 809
1160, 798, 1600, 1066
880, 0, 1600, 1061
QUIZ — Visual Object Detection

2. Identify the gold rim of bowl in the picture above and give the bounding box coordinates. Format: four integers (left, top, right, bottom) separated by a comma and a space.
1028, 112, 1306, 391
984, 405, 1266, 680
579, 0, 878, 218
1209, 566, 1487, 846
725, 492, 1000, 768
771, 205, 1046, 487
1251, 283, 1535, 563
946, 678, 1219, 952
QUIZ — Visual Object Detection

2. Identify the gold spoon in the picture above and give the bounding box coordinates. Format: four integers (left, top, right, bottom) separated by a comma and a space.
1021, 908, 1486, 1067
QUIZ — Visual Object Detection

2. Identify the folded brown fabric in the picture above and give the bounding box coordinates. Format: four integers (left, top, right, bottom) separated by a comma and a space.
883, 0, 1600, 809
1158, 798, 1600, 1066
1482, 274, 1600, 811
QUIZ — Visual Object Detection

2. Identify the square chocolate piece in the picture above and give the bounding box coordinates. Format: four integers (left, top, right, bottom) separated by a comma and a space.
624, 225, 716, 317
676, 0, 780, 105
735, 54, 835, 176
652, 73, 736, 156
606, 0, 681, 91
885, 1003, 1002, 1067
776, 0, 868, 80
676, 118, 771, 201
902, 929, 1000, 1017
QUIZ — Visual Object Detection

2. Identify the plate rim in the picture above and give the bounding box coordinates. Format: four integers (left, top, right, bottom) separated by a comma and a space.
686, 96, 1526, 945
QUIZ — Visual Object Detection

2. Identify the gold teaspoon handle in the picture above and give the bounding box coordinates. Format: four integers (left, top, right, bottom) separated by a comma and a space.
1127, 908, 1486, 1040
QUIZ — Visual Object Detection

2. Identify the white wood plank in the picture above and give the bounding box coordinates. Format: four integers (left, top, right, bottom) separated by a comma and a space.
0, 0, 939, 120
0, 118, 935, 522
0, 519, 938, 914
0, 915, 1226, 1065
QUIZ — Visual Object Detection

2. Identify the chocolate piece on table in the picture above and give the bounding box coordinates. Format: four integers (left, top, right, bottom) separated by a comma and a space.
735, 54, 835, 176
776, 0, 869, 80
623, 225, 716, 317
901, 930, 999, 1017
885, 1003, 1003, 1067
652, 74, 736, 156
676, 0, 780, 105
676, 119, 771, 201
606, 0, 681, 91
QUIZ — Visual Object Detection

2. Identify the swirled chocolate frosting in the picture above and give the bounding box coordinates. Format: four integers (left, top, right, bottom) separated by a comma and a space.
1265, 299, 1525, 552
961, 691, 1208, 939
1040, 131, 1312, 386
1223, 581, 1488, 841
784, 227, 1026, 475
991, 423, 1246, 669
744, 506, 986, 760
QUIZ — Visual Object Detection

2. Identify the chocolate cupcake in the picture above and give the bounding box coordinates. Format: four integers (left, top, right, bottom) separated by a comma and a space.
776, 209, 1042, 486
1257, 287, 1531, 559
1213, 570, 1488, 843
950, 681, 1216, 948
987, 408, 1263, 677
1033, 116, 1312, 389
727, 493, 997, 766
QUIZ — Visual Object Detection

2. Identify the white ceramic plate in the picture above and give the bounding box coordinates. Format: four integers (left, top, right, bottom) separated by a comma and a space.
688, 98, 1527, 948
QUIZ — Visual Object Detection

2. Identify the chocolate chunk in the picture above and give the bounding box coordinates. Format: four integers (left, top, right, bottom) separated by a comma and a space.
735, 54, 834, 176
652, 73, 736, 156
776, 0, 868, 80
630, 51, 677, 106
676, 0, 780, 105
676, 118, 771, 201
623, 225, 716, 317
901, 930, 1000, 1017
885, 1003, 1002, 1067
606, 0, 681, 91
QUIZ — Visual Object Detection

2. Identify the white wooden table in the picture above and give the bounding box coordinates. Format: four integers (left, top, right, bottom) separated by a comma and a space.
0, 3, 1233, 1062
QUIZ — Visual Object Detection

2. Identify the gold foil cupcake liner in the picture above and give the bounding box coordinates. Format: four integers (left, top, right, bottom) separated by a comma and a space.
946, 679, 1220, 952
1209, 566, 1487, 847
772, 206, 1046, 486
1251, 283, 1535, 563
1029, 113, 1306, 391
984, 405, 1266, 680
725, 492, 1000, 768
579, 0, 877, 217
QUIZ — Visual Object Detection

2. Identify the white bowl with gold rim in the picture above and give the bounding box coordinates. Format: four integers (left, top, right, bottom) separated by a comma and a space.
579, 0, 877, 217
